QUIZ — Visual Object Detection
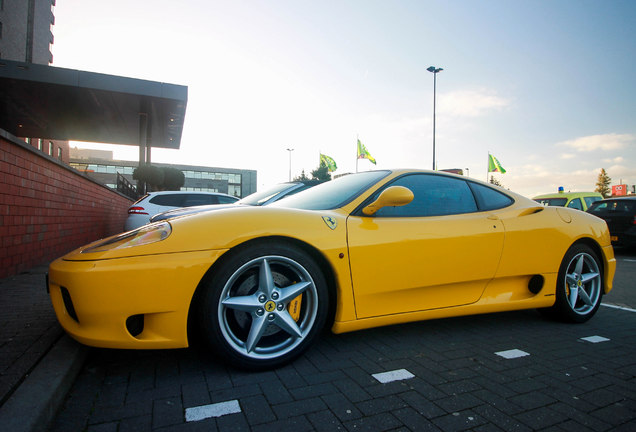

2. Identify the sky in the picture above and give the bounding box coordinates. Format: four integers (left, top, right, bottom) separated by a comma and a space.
51, 0, 636, 198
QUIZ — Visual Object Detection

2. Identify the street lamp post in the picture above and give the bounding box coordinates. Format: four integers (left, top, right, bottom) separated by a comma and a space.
427, 66, 443, 170
286, 148, 294, 181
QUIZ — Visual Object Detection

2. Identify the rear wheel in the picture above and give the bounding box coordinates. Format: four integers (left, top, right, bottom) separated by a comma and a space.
198, 242, 329, 370
550, 244, 603, 323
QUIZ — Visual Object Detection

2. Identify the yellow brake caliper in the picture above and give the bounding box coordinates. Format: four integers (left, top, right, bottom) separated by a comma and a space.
288, 294, 302, 321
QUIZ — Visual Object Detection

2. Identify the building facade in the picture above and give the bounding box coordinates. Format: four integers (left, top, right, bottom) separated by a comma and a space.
1, 0, 66, 161
0, 0, 56, 64
69, 148, 257, 199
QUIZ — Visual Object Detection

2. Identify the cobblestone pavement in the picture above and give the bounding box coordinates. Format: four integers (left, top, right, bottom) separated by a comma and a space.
50, 301, 636, 431
0, 266, 63, 406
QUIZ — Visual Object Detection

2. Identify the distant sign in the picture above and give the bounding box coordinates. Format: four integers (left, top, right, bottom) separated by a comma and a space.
612, 185, 628, 196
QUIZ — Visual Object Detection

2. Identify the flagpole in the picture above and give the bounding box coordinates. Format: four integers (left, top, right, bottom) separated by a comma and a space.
355, 135, 359, 173
486, 152, 489, 181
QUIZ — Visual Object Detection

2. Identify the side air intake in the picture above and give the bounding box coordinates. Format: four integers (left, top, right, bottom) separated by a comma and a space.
528, 275, 544, 294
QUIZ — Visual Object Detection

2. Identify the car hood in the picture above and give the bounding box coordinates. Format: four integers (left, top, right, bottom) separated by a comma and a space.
64, 206, 349, 261
150, 203, 240, 222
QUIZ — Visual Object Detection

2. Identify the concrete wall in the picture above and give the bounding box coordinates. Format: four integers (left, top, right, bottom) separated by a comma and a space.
0, 131, 133, 278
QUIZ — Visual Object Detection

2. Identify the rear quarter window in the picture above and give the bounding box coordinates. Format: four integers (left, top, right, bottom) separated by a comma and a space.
468, 182, 514, 211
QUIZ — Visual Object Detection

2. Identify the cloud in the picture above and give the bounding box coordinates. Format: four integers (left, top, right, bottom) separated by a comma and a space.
439, 88, 510, 117
560, 153, 576, 160
558, 133, 635, 152
603, 156, 624, 164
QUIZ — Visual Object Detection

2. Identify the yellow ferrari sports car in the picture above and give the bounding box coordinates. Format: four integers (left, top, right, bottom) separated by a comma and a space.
48, 169, 616, 370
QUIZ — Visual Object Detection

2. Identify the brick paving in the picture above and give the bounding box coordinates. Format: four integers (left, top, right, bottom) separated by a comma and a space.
50, 305, 636, 431
0, 266, 62, 406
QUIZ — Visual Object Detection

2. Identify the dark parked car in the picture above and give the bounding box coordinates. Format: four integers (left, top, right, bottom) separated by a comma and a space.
149, 180, 320, 223
587, 196, 636, 248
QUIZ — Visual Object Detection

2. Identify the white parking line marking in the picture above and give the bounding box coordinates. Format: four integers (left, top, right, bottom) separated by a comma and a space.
495, 349, 530, 359
185, 400, 241, 422
602, 303, 636, 313
372, 369, 415, 383
581, 336, 610, 343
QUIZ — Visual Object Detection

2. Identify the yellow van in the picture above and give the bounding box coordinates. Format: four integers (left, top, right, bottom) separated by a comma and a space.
533, 190, 603, 211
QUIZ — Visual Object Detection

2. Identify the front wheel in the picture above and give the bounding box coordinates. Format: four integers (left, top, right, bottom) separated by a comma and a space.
198, 242, 329, 370
550, 244, 604, 323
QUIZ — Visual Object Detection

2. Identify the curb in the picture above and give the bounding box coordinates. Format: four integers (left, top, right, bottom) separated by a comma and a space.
0, 335, 87, 432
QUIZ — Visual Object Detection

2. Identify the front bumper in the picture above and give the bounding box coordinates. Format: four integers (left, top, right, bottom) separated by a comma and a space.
48, 249, 224, 349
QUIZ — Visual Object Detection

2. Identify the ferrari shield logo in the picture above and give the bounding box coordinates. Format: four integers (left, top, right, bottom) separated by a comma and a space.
322, 216, 337, 230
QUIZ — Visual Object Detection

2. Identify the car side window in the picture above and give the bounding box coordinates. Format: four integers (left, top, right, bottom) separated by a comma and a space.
588, 202, 609, 214
373, 174, 478, 217
150, 194, 184, 206
567, 198, 583, 210
218, 196, 238, 204
468, 182, 514, 211
184, 195, 219, 206
584, 196, 601, 208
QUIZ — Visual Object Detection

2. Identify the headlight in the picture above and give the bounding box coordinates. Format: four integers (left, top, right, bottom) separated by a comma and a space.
81, 222, 172, 253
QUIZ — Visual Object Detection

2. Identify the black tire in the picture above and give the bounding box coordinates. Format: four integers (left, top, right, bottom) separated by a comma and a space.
197, 242, 329, 370
549, 244, 604, 323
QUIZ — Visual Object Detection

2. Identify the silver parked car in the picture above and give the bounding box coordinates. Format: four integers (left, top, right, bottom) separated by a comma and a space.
149, 181, 320, 223
125, 191, 238, 231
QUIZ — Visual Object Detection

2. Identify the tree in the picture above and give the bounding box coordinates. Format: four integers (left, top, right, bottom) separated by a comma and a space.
595, 168, 611, 197
161, 167, 185, 190
293, 170, 309, 181
133, 165, 185, 191
133, 164, 163, 192
310, 160, 331, 182
489, 175, 504, 188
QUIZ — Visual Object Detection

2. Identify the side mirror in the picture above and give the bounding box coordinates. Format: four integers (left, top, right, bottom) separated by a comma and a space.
362, 186, 414, 216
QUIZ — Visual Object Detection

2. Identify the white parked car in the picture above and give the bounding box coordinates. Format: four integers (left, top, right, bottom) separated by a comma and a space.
124, 191, 238, 231
149, 181, 320, 223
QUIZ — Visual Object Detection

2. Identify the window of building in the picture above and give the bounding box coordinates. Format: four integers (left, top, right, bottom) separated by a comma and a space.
48, 141, 53, 156
57, 147, 62, 160
228, 185, 241, 197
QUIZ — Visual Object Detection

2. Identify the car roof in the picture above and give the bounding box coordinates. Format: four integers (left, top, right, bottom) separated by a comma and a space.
145, 191, 236, 197
596, 196, 636, 201
532, 191, 602, 199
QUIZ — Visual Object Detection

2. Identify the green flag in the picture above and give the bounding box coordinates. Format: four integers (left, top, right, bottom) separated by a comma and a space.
320, 153, 337, 172
357, 139, 376, 165
488, 153, 506, 173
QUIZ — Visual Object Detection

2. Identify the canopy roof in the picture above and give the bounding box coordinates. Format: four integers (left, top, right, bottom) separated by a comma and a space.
0, 59, 187, 149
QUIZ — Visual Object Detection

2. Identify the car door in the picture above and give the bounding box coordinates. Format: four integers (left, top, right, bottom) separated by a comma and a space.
346, 173, 505, 319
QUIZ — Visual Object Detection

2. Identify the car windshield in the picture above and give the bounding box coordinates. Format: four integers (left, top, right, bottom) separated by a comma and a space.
272, 170, 391, 210
238, 183, 296, 206
534, 198, 568, 207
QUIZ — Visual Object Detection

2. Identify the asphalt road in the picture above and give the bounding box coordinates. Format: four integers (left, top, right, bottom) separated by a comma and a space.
50, 249, 636, 431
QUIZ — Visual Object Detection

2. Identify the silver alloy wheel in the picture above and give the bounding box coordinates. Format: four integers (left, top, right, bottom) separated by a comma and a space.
563, 252, 601, 315
217, 255, 318, 360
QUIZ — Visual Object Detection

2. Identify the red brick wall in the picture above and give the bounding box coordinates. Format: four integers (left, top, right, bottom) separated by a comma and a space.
1, 132, 133, 278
